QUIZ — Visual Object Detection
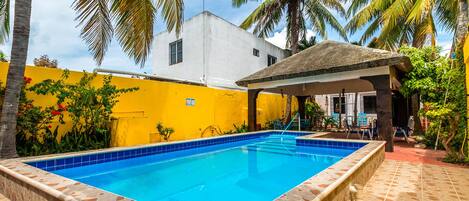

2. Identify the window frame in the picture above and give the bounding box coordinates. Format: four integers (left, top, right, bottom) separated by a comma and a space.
332, 96, 346, 114
363, 95, 377, 114
169, 39, 183, 65
253, 48, 259, 57
267, 54, 277, 66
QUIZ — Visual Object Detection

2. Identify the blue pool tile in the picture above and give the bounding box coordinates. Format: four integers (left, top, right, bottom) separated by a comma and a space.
46, 160, 55, 168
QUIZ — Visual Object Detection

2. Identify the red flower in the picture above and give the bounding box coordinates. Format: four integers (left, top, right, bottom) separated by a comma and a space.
51, 110, 61, 116
57, 103, 67, 111
23, 77, 32, 84
48, 125, 52, 129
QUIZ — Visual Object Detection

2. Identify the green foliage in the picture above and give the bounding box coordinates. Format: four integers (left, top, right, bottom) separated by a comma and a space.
323, 117, 337, 129
233, 122, 248, 133
157, 122, 174, 141
224, 122, 249, 134
14, 71, 138, 156
399, 46, 467, 160
305, 101, 325, 128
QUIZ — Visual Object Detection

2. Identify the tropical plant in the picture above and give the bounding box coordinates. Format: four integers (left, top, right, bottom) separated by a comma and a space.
305, 100, 324, 128
323, 116, 337, 129
157, 122, 174, 141
0, 0, 184, 158
233, 0, 348, 123
298, 36, 318, 51
33, 55, 58, 68
0, 51, 7, 62
399, 46, 467, 162
346, 0, 459, 50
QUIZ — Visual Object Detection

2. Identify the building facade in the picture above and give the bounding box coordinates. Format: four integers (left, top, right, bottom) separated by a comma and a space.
153, 11, 289, 89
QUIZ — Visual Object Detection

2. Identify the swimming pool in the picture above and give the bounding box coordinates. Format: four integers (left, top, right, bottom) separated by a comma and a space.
0, 131, 384, 201
51, 134, 356, 201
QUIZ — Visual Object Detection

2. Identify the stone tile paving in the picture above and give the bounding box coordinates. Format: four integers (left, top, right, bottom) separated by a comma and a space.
356, 160, 469, 201
0, 193, 9, 201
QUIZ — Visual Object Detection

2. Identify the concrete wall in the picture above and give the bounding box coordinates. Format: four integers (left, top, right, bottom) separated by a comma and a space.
153, 11, 288, 89
0, 63, 291, 147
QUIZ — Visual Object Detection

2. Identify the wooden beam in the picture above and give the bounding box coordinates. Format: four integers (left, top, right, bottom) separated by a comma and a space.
248, 89, 262, 131
361, 75, 394, 152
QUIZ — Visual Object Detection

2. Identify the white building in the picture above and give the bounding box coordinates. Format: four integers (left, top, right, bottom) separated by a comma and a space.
152, 11, 289, 89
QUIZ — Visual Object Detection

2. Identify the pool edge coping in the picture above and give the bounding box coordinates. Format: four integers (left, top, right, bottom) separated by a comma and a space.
275, 135, 385, 201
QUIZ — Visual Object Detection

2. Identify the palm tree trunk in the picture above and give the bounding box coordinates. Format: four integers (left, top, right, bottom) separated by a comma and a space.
285, 0, 300, 123
0, 0, 32, 158
454, 0, 468, 48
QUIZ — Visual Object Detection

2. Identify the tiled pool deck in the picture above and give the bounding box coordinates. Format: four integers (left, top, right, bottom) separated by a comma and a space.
0, 131, 384, 201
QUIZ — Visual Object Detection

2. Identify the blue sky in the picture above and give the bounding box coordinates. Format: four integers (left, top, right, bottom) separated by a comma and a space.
0, 0, 454, 74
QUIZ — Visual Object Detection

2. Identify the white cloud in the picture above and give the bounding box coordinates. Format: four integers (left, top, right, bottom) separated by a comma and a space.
266, 28, 316, 49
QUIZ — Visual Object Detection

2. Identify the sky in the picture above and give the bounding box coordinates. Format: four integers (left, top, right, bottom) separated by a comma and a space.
0, 0, 455, 74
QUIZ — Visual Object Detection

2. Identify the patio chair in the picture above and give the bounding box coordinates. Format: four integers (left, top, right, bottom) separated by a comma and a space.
393, 116, 414, 143
344, 118, 361, 139
357, 112, 367, 127
331, 113, 340, 127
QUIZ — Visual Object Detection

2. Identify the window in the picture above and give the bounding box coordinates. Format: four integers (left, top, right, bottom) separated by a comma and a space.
363, 96, 377, 114
169, 39, 183, 65
253, 48, 259, 57
267, 55, 277, 66
333, 97, 346, 114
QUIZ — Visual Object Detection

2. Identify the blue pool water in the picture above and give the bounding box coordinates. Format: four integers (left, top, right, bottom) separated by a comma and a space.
52, 135, 356, 201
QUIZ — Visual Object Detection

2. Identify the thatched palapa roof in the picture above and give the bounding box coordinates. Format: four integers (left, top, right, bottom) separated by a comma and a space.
236, 40, 411, 87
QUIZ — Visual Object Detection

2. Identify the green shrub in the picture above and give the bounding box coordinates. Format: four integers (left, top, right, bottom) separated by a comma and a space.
12, 70, 138, 156
157, 122, 174, 141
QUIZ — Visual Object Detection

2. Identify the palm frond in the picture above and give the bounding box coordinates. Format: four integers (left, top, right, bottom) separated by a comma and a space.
240, 0, 287, 38
232, 0, 249, 8
347, 0, 370, 17
73, 0, 113, 65
318, 0, 346, 17
413, 12, 437, 47
156, 0, 184, 35
0, 0, 9, 44
305, 0, 348, 41
345, 0, 387, 35
111, 0, 155, 66
406, 0, 434, 24
435, 0, 457, 32
359, 17, 381, 44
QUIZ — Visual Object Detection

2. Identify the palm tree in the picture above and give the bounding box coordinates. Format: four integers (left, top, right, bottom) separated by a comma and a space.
233, 0, 347, 122
0, 0, 184, 158
298, 36, 318, 51
346, 0, 458, 50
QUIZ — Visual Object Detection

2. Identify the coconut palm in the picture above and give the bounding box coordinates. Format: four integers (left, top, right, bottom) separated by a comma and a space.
299, 36, 318, 51
233, 0, 347, 122
0, 0, 184, 158
346, 0, 458, 50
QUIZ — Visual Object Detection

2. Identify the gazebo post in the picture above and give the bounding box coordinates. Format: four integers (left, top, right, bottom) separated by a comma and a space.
361, 75, 394, 152
296, 96, 308, 119
248, 89, 262, 131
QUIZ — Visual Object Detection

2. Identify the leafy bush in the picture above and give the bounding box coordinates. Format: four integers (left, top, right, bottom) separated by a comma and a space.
399, 46, 467, 161
13, 71, 138, 156
224, 122, 248, 134
157, 122, 174, 141
305, 101, 325, 128
323, 117, 337, 129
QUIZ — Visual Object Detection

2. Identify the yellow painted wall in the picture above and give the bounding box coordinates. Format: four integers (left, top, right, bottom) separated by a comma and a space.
0, 63, 293, 146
